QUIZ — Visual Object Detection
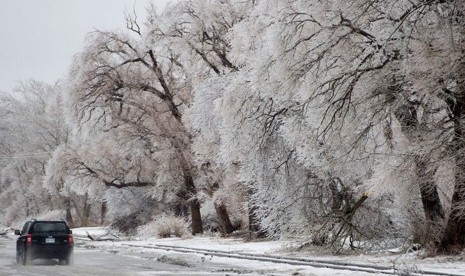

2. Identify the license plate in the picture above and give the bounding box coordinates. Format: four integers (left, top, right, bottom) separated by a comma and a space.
45, 237, 55, 243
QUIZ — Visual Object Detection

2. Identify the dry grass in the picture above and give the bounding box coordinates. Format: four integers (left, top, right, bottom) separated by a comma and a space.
139, 215, 190, 238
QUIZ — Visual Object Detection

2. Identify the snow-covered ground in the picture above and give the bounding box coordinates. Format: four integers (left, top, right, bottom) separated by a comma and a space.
72, 227, 465, 275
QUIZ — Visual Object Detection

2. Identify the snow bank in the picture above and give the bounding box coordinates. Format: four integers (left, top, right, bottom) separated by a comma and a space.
71, 227, 465, 275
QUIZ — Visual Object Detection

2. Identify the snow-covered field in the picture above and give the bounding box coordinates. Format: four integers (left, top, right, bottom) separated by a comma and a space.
72, 227, 465, 275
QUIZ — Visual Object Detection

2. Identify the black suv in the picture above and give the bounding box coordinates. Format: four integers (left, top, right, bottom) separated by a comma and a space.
15, 219, 74, 265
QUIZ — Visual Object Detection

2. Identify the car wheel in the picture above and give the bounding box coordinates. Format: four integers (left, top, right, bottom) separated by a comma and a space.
65, 254, 72, 266
16, 250, 21, 264
59, 256, 71, 266
21, 249, 30, 265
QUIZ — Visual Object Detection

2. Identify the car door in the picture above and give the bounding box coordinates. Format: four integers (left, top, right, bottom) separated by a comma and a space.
16, 221, 31, 254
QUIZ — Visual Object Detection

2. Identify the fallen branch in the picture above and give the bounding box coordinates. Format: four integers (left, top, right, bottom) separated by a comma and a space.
85, 230, 120, 241
330, 192, 369, 252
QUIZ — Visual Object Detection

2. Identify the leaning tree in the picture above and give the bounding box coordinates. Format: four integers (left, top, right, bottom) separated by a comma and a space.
67, 16, 204, 233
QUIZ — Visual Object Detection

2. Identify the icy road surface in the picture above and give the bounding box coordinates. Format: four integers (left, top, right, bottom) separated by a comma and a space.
0, 236, 201, 276
0, 234, 389, 276
1, 234, 267, 276
6, 231, 456, 276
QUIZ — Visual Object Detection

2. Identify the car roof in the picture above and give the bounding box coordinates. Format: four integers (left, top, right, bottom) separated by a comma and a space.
28, 219, 68, 224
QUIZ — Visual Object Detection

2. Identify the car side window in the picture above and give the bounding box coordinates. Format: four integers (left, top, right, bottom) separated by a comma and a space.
21, 222, 30, 235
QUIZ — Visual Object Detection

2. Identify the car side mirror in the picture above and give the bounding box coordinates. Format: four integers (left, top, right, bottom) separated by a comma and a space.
69, 230, 73, 234
14, 230, 21, 235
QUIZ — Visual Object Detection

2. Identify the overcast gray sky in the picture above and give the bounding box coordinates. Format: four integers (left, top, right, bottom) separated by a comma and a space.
0, 0, 171, 93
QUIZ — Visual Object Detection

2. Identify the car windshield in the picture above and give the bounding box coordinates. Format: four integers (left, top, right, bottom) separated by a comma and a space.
32, 222, 67, 233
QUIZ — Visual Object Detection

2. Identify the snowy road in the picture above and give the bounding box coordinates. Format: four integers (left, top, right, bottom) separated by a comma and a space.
0, 235, 201, 276
2, 233, 443, 276
1, 235, 268, 276
0, 234, 318, 276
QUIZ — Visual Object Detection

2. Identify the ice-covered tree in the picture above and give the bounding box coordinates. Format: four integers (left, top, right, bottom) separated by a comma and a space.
0, 80, 70, 225
189, 0, 464, 251
395, 0, 465, 252
64, 1, 249, 234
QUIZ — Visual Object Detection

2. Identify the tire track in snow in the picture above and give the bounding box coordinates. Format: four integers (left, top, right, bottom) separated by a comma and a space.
122, 243, 461, 276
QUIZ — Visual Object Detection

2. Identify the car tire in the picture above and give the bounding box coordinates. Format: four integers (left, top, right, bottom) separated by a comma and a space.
65, 254, 73, 266
21, 249, 32, 265
60, 255, 71, 266
16, 251, 21, 264
21, 249, 30, 266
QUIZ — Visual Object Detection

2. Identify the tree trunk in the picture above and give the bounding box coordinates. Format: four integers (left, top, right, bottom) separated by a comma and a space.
178, 152, 203, 235
190, 198, 203, 235
71, 198, 83, 226
25, 199, 30, 218
441, 184, 465, 253
329, 177, 344, 210
215, 202, 235, 236
248, 189, 259, 232
440, 93, 465, 252
440, 145, 465, 252
65, 198, 74, 228
394, 103, 445, 233
82, 193, 91, 227
100, 200, 107, 225
415, 158, 445, 223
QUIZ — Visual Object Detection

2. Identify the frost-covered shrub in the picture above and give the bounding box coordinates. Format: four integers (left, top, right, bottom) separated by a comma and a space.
138, 215, 189, 238
107, 188, 160, 235
111, 211, 153, 236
